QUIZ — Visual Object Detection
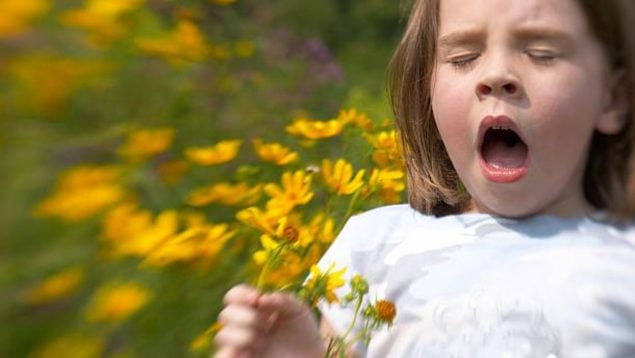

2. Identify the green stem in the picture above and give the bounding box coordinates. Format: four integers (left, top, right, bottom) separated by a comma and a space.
346, 319, 372, 349
255, 257, 271, 291
341, 295, 363, 340
255, 244, 286, 290
325, 192, 334, 219
323, 338, 336, 358
337, 188, 362, 233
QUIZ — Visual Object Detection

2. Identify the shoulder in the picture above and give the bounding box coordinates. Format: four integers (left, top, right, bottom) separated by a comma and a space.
608, 220, 635, 246
348, 204, 421, 225
578, 216, 635, 249
317, 204, 431, 271
338, 204, 435, 250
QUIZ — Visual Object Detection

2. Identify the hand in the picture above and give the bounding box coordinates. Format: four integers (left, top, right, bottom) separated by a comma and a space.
214, 284, 325, 358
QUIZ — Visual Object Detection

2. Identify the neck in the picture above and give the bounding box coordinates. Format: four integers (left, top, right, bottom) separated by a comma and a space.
465, 197, 597, 219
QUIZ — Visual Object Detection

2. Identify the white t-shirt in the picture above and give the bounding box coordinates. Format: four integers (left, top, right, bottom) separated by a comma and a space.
317, 204, 635, 358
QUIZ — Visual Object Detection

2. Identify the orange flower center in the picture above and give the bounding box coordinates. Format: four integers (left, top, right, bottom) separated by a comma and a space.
375, 300, 396, 322
282, 225, 299, 243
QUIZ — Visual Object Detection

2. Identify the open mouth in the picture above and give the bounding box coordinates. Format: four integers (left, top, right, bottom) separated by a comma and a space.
481, 127, 528, 168
478, 116, 529, 183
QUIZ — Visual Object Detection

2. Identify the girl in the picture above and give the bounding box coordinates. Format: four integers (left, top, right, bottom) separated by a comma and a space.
214, 0, 635, 356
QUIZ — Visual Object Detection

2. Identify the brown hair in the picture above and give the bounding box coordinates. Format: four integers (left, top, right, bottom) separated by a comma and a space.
388, 0, 635, 219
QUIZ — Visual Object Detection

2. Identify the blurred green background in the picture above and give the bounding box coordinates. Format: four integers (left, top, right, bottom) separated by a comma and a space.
1, 0, 408, 356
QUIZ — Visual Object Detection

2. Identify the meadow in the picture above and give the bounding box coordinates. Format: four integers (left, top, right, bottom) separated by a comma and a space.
0, 0, 407, 356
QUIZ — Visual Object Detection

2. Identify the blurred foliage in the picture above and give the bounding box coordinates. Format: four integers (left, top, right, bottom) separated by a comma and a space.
1, 0, 408, 356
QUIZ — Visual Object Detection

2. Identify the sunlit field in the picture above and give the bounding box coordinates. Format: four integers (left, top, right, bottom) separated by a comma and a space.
1, 0, 406, 356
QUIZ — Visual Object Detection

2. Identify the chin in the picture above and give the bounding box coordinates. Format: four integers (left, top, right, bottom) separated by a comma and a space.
494, 207, 540, 218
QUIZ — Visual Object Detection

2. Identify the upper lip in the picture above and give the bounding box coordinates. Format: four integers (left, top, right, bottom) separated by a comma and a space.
477, 115, 526, 151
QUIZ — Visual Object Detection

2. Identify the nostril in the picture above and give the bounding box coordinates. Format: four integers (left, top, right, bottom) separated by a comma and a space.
503, 83, 517, 94
478, 84, 492, 95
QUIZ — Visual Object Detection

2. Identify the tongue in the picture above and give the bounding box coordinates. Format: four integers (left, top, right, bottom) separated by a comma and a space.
482, 138, 527, 168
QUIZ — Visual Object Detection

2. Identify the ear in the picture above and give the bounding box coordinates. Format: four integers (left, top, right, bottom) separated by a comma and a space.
597, 69, 629, 135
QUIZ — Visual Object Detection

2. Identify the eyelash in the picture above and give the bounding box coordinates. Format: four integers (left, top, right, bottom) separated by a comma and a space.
446, 50, 558, 69
525, 50, 557, 63
448, 55, 479, 69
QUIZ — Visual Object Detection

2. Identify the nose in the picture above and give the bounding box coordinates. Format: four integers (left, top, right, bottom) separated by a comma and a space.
475, 57, 522, 100
476, 81, 518, 96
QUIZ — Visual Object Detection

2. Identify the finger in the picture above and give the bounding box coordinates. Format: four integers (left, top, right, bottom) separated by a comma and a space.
213, 347, 251, 358
214, 325, 264, 350
257, 291, 309, 319
223, 284, 260, 307
217, 305, 270, 331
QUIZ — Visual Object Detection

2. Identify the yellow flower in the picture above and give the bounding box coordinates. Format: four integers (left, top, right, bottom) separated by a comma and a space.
252, 233, 282, 266
286, 117, 344, 140
305, 214, 336, 245
252, 139, 298, 166
102, 203, 179, 257
85, 282, 151, 323
263, 170, 314, 207
79, 0, 143, 18
9, 55, 111, 113
118, 127, 175, 162
367, 168, 406, 204
275, 214, 336, 248
273, 216, 300, 243
30, 333, 103, 358
367, 130, 403, 168
24, 267, 84, 305
251, 216, 304, 266
187, 182, 261, 207
136, 20, 210, 64
54, 165, 119, 187
236, 207, 274, 235
236, 203, 291, 235
59, 0, 144, 45
303, 264, 346, 306
189, 322, 222, 352
143, 222, 235, 267
260, 197, 297, 221
0, 0, 50, 38
34, 165, 124, 222
338, 108, 373, 131
102, 202, 152, 245
272, 254, 305, 288
321, 159, 365, 195
184, 140, 242, 166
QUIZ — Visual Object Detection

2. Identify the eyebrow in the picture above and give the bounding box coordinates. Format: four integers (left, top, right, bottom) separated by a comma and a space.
438, 29, 483, 49
512, 26, 574, 43
437, 26, 574, 49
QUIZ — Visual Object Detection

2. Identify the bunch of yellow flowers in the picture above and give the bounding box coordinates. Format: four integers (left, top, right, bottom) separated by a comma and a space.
33, 107, 403, 355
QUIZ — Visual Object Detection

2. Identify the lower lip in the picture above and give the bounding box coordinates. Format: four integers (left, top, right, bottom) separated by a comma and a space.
479, 158, 528, 183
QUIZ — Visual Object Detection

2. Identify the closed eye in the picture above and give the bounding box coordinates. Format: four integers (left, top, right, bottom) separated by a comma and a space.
447, 53, 480, 69
525, 49, 558, 63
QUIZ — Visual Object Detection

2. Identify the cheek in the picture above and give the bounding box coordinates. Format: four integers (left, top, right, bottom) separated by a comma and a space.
526, 73, 605, 176
528, 70, 604, 139
432, 70, 473, 114
431, 70, 473, 147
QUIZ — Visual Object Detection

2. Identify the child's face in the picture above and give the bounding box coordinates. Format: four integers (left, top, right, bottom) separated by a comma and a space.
431, 0, 623, 217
